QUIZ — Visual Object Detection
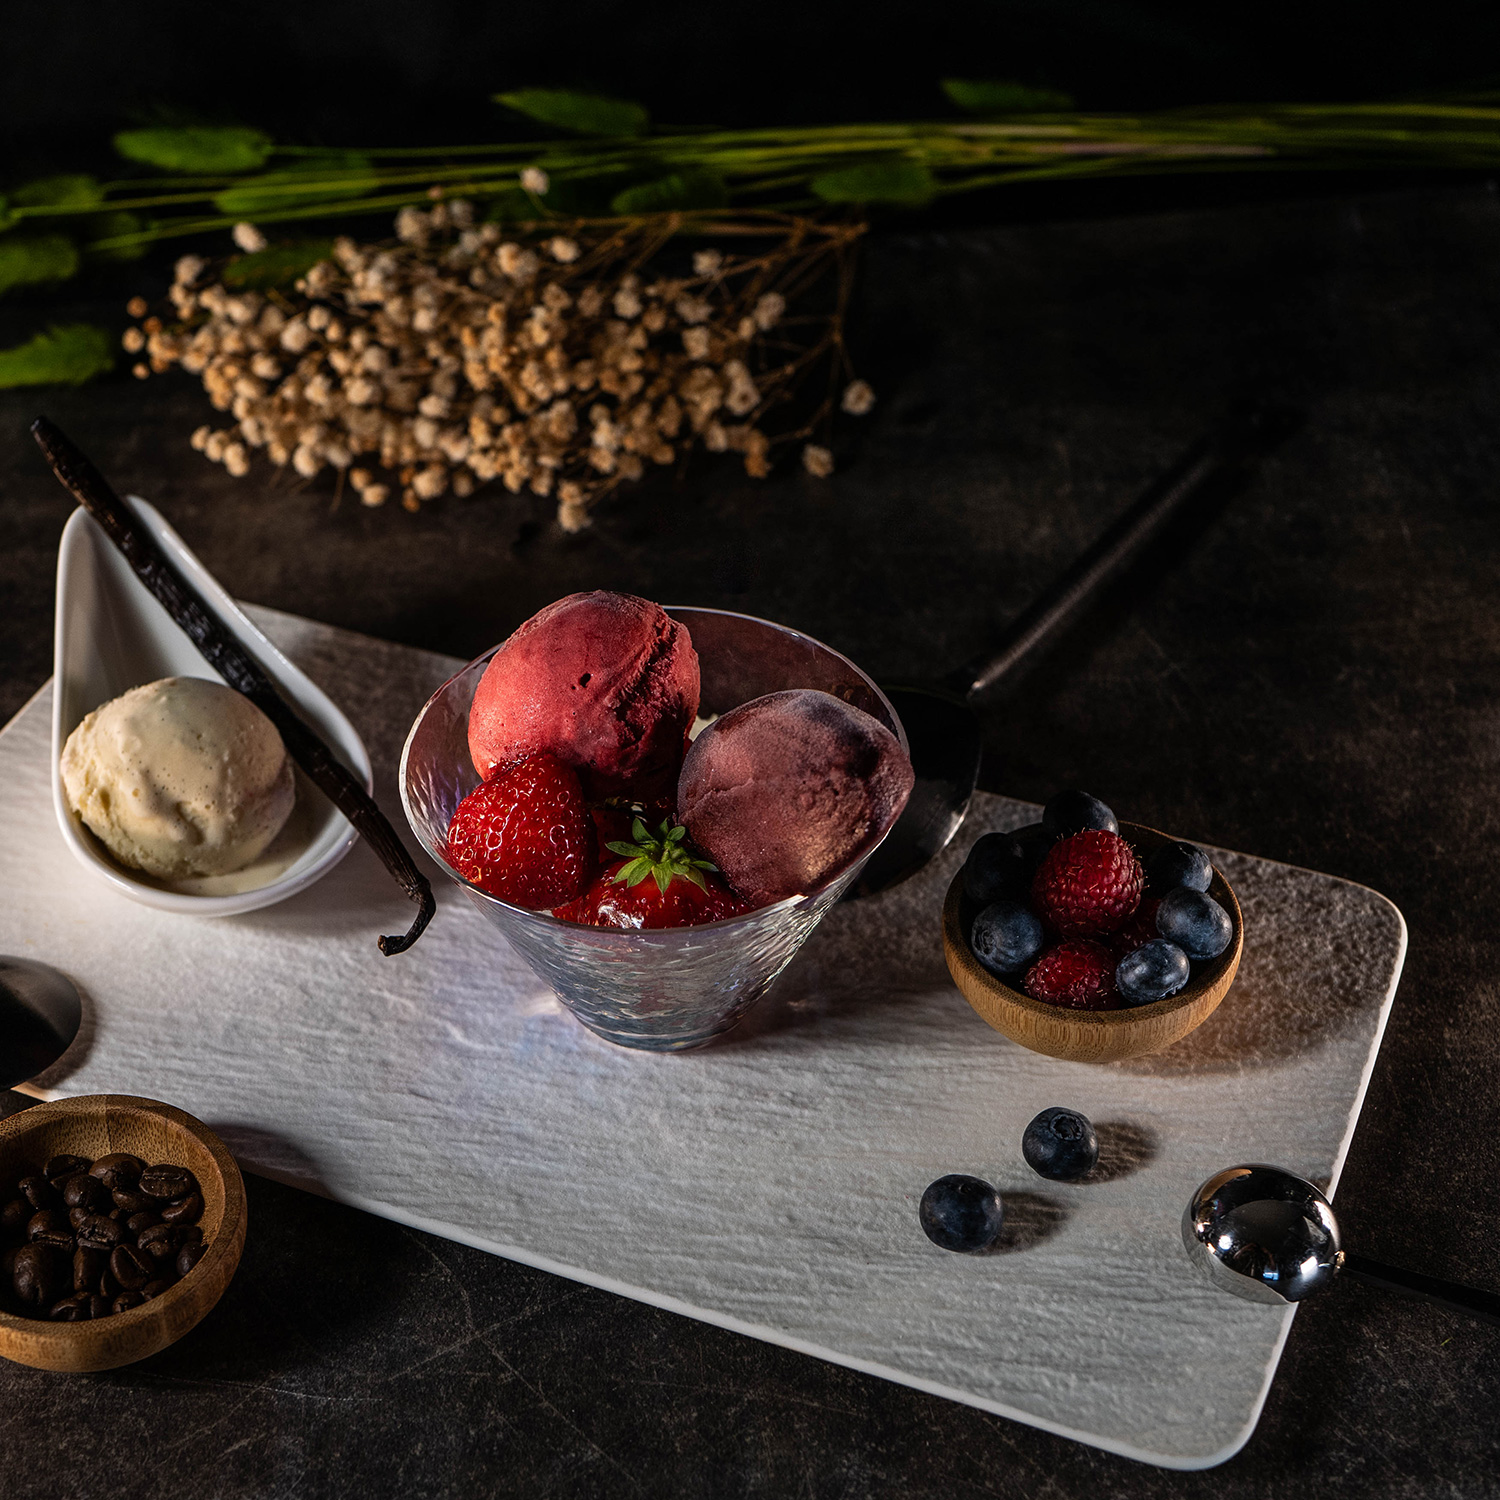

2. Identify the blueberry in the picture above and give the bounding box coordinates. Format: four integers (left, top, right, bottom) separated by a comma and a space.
1148, 840, 1213, 894
1010, 822, 1057, 877
1022, 1108, 1099, 1181
1156, 888, 1233, 961
1042, 790, 1118, 838
919, 1175, 1005, 1253
1115, 939, 1191, 1005
962, 833, 1028, 906
970, 900, 1044, 977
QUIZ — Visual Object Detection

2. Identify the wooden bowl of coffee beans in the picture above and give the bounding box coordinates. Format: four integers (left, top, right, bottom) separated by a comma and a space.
0, 1094, 246, 1371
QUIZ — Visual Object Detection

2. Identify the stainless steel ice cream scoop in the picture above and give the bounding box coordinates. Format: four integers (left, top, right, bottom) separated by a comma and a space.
853, 407, 1292, 899
1184, 1164, 1500, 1325
0, 957, 82, 1090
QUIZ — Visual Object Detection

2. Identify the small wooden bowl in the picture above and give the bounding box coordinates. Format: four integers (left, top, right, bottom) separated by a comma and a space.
943, 822, 1243, 1064
0, 1095, 246, 1371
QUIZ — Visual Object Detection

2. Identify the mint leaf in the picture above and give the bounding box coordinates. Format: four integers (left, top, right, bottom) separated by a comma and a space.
0, 324, 113, 388
810, 161, 936, 207
115, 126, 273, 174
941, 79, 1074, 113
0, 235, 79, 295
610, 170, 727, 214
497, 89, 648, 138
12, 175, 104, 210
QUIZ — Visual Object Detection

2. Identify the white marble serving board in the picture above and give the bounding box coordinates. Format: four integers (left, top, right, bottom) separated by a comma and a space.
0, 608, 1405, 1470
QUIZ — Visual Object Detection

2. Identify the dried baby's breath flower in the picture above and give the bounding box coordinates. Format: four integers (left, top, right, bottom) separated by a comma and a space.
802, 443, 834, 477
520, 167, 549, 195
132, 209, 863, 529
232, 223, 268, 254
753, 292, 785, 331
841, 379, 876, 416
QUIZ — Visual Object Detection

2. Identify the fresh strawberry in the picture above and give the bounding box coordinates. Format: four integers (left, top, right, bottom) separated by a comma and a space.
1109, 896, 1162, 961
1031, 829, 1144, 938
589, 795, 676, 862
1024, 941, 1119, 1010
445, 753, 595, 910
556, 817, 749, 929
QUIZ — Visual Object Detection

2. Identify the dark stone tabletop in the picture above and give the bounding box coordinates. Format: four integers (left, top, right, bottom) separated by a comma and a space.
3, 181, 1499, 1496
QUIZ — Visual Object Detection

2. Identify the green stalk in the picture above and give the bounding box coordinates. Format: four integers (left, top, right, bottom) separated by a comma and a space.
13, 98, 1500, 261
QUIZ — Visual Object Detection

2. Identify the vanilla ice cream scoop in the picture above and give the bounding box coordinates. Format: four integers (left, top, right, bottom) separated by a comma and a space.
60, 676, 295, 879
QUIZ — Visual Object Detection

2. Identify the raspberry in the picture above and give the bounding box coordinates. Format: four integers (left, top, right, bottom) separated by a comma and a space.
1024, 941, 1118, 1009
1031, 829, 1144, 938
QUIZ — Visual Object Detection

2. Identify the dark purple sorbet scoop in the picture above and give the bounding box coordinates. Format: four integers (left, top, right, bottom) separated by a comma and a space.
678, 689, 914, 907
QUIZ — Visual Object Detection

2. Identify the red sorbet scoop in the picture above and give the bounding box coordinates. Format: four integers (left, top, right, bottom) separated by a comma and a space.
468, 591, 700, 800
678, 689, 914, 907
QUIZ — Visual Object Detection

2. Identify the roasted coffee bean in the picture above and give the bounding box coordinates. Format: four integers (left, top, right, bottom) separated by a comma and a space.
26, 1210, 73, 1251
62, 1173, 110, 1214
110, 1243, 151, 1291
50, 1292, 92, 1321
13, 1243, 66, 1307
139, 1165, 196, 1202
19, 1175, 59, 1213
73, 1246, 107, 1295
44, 1154, 91, 1182
6, 1152, 209, 1321
160, 1192, 204, 1226
89, 1153, 144, 1190
74, 1214, 124, 1251
111, 1186, 151, 1215
137, 1223, 180, 1258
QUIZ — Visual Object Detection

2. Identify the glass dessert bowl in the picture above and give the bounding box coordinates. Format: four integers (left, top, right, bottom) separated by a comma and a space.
401, 606, 908, 1051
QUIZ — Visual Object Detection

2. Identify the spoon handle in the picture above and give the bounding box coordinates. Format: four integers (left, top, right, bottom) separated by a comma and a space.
1342, 1251, 1500, 1327
964, 405, 1292, 702
31, 416, 435, 956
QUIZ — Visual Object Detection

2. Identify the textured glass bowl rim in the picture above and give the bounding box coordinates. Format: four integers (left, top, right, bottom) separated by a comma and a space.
399, 604, 910, 936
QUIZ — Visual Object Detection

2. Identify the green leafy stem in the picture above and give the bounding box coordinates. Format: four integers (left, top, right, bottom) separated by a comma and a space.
6, 83, 1500, 385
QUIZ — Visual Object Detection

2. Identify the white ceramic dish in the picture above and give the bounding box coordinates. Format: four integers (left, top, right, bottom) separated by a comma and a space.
1, 604, 1410, 1466
51, 496, 371, 915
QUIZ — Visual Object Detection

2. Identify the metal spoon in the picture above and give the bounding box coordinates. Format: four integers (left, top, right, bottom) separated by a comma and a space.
0, 957, 82, 1090
1184, 1164, 1500, 1326
851, 406, 1293, 898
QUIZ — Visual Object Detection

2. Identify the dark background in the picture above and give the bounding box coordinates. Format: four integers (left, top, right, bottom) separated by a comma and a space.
5, 2, 1500, 160
4, 5, 1500, 1497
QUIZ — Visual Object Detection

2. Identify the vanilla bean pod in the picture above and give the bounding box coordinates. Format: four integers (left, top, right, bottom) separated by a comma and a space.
31, 416, 435, 955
